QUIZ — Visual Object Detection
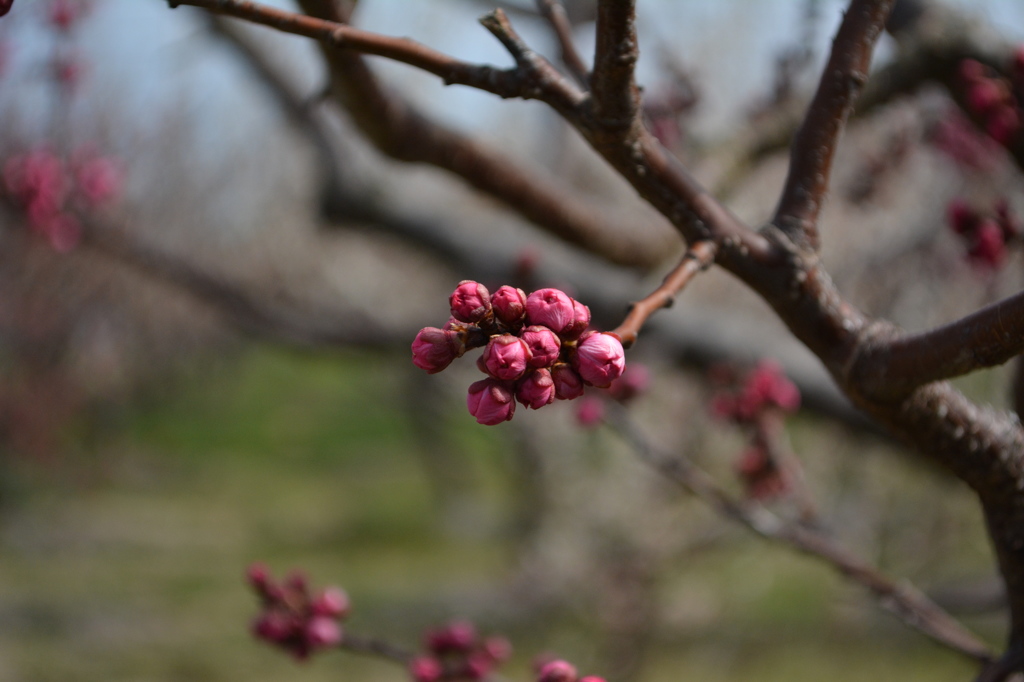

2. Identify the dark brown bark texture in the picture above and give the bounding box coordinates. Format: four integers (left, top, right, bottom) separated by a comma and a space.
170, 0, 1024, 675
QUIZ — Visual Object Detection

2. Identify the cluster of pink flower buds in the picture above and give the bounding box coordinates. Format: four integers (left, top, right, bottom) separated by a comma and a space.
959, 57, 1024, 146
247, 563, 350, 661
574, 363, 650, 428
412, 281, 626, 425
734, 445, 789, 501
947, 197, 1019, 270
407, 621, 511, 682
533, 659, 605, 682
709, 360, 800, 425
1, 147, 122, 252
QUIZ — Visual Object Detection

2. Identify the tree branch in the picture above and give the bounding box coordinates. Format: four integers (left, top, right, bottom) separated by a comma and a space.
591, 0, 640, 130
773, 0, 896, 250
609, 407, 996, 665
852, 290, 1024, 400
535, 0, 589, 87
612, 240, 716, 349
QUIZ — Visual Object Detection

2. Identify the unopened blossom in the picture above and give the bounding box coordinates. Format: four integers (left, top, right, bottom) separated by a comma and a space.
573, 332, 625, 387
491, 285, 526, 325
305, 616, 342, 647
969, 220, 1008, 269
947, 198, 977, 235
745, 361, 800, 413
575, 397, 606, 427
521, 325, 560, 368
517, 368, 555, 409
480, 334, 532, 381
467, 379, 515, 425
312, 587, 350, 618
967, 79, 1006, 115
538, 660, 578, 682
987, 104, 1020, 145
409, 656, 443, 682
560, 299, 591, 341
412, 327, 464, 374
551, 363, 585, 400
526, 288, 574, 333
482, 636, 512, 662
608, 363, 650, 402
450, 280, 491, 323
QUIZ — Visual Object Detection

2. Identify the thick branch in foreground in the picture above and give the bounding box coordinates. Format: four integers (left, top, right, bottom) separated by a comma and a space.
591, 0, 640, 129
773, 0, 896, 250
609, 408, 995, 665
852, 291, 1024, 401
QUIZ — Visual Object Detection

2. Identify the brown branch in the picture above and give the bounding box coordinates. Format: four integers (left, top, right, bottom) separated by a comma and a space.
609, 407, 996, 665
591, 0, 640, 130
612, 240, 716, 349
852, 290, 1024, 401
535, 0, 589, 87
339, 632, 414, 665
773, 0, 896, 250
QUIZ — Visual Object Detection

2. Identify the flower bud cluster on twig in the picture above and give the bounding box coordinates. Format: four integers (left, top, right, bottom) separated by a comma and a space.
412, 281, 626, 425
247, 563, 350, 660
408, 621, 512, 682
709, 361, 801, 501
958, 54, 1024, 147
947, 197, 1020, 270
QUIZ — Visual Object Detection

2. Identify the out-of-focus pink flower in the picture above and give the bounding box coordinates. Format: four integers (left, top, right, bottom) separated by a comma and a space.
37, 213, 81, 253
53, 54, 85, 88
551, 363, 584, 400
538, 660, 578, 682
74, 154, 122, 207
482, 636, 512, 662
47, 0, 87, 30
491, 285, 526, 325
574, 397, 605, 427
311, 587, 350, 618
467, 379, 515, 425
526, 288, 574, 333
517, 368, 555, 409
450, 280, 491, 323
521, 325, 560, 368
0, 0, 13, 18
464, 652, 494, 680
745, 361, 800, 413
579, 677, 607, 682
967, 79, 1006, 115
305, 616, 342, 648
607, 363, 649, 402
409, 656, 443, 682
480, 334, 532, 381
573, 332, 625, 387
425, 620, 477, 654
929, 111, 1000, 171
987, 104, 1020, 145
947, 198, 977, 235
969, 220, 1008, 269
411, 327, 464, 374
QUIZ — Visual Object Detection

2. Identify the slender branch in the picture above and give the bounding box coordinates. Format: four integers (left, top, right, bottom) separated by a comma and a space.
339, 632, 414, 664
169, 0, 583, 108
852, 289, 1024, 401
612, 240, 716, 349
535, 0, 589, 88
773, 0, 896, 250
591, 0, 640, 130
608, 407, 996, 665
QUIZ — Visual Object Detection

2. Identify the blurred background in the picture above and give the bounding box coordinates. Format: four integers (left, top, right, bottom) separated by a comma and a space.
0, 0, 1023, 680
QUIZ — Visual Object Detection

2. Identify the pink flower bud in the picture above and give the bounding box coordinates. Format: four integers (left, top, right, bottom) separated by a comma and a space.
47, 0, 85, 30
538, 660, 578, 682
450, 280, 491, 323
967, 79, 1005, 115
958, 59, 985, 84
559, 299, 591, 341
607, 363, 650, 402
246, 562, 271, 590
521, 325, 561, 368
551, 363, 584, 401
483, 636, 512, 662
987, 104, 1020, 146
492, 285, 527, 325
573, 332, 625, 387
412, 327, 464, 374
947, 198, 977, 235
253, 611, 296, 643
75, 155, 122, 207
745, 361, 800, 413
517, 368, 555, 409
467, 379, 516, 425
409, 656, 443, 682
579, 677, 607, 682
464, 652, 494, 680
306, 616, 342, 648
426, 620, 477, 653
574, 397, 605, 427
312, 587, 350, 618
481, 334, 532, 380
969, 220, 1007, 269
526, 288, 574, 333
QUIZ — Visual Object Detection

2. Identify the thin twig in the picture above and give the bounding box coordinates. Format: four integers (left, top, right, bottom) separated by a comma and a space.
591, 0, 640, 130
612, 240, 716, 348
607, 407, 996, 665
773, 0, 896, 250
340, 632, 414, 664
535, 0, 589, 88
